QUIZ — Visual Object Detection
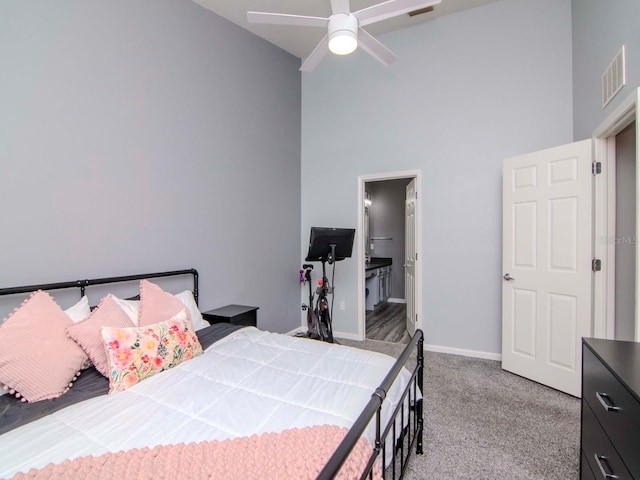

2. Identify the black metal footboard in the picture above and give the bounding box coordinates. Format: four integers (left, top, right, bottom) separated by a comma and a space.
318, 329, 424, 480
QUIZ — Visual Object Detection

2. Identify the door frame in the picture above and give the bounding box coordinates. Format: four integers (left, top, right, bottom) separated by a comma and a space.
593, 87, 640, 341
356, 170, 423, 340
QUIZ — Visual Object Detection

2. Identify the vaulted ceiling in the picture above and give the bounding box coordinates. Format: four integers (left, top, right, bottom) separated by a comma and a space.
193, 0, 500, 59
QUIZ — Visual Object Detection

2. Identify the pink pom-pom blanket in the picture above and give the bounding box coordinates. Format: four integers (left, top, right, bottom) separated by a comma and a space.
10, 425, 381, 480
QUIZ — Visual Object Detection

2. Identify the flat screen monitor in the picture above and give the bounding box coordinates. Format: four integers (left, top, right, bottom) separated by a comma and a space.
305, 227, 355, 263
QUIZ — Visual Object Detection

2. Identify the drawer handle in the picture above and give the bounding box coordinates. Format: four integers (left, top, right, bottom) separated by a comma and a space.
594, 454, 619, 479
595, 392, 621, 412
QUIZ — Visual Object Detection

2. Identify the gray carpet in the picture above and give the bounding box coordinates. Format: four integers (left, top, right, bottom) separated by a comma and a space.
338, 338, 580, 480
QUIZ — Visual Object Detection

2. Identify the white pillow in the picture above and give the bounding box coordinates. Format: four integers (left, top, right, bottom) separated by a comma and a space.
174, 290, 208, 331
64, 296, 91, 323
111, 297, 140, 325
111, 291, 207, 331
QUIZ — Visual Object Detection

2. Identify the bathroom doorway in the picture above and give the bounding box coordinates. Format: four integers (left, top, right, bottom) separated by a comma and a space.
357, 170, 422, 344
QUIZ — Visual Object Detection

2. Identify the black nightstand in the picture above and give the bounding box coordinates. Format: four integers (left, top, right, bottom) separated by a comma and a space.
202, 304, 258, 327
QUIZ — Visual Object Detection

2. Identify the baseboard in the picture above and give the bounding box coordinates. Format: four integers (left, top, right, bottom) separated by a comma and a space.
289, 327, 501, 360
286, 326, 305, 336
288, 327, 364, 342
388, 298, 406, 304
332, 330, 364, 341
425, 343, 502, 361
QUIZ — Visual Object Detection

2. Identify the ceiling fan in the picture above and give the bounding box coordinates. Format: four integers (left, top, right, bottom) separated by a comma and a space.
247, 0, 441, 72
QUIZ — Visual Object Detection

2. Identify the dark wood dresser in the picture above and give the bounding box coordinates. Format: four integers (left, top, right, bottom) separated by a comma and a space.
581, 338, 640, 480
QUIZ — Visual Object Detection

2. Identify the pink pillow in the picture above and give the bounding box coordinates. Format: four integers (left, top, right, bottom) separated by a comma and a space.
102, 309, 203, 394
0, 291, 88, 402
66, 295, 135, 377
138, 280, 189, 327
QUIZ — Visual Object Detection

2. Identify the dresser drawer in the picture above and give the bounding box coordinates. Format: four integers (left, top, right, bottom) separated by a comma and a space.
583, 347, 640, 478
581, 399, 632, 480
581, 452, 596, 480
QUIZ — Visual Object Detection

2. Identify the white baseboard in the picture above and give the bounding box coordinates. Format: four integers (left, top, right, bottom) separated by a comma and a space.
425, 343, 502, 361
286, 326, 305, 336
388, 298, 406, 304
288, 327, 500, 361
287, 327, 364, 342
332, 330, 364, 341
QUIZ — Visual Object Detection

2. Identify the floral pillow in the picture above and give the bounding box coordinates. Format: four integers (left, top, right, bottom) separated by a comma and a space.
102, 309, 203, 394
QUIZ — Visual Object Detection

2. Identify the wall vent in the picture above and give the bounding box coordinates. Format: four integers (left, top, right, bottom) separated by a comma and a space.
408, 6, 434, 16
602, 45, 626, 108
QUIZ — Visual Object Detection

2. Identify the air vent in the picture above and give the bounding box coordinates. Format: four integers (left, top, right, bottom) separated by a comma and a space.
408, 6, 434, 17
602, 45, 626, 108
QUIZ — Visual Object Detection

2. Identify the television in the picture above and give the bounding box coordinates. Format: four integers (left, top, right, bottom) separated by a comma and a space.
305, 227, 355, 263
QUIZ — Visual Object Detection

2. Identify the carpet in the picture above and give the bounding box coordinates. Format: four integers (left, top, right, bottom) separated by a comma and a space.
338, 338, 580, 480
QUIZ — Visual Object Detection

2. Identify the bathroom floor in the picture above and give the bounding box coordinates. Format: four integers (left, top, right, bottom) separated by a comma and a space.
365, 303, 410, 344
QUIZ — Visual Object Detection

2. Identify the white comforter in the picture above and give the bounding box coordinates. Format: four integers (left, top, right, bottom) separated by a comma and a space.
0, 328, 414, 478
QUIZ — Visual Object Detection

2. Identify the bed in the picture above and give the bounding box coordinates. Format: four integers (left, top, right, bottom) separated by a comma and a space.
0, 269, 424, 479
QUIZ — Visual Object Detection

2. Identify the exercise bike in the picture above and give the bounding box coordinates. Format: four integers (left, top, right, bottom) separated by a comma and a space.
301, 262, 333, 343
300, 227, 355, 343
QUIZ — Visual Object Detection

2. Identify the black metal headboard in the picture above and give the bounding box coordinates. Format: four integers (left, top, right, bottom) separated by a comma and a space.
0, 269, 199, 305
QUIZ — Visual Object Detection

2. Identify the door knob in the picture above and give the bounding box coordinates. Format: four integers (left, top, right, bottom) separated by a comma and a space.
503, 273, 515, 281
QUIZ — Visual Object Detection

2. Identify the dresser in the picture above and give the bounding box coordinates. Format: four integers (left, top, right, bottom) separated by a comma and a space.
581, 338, 640, 480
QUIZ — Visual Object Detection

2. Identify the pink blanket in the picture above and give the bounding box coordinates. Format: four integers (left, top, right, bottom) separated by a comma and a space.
11, 425, 381, 479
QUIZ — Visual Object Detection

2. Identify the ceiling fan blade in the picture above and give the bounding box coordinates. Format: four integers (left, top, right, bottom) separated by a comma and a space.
300, 35, 329, 72
330, 0, 351, 15
357, 28, 398, 66
247, 11, 328, 28
355, 0, 441, 27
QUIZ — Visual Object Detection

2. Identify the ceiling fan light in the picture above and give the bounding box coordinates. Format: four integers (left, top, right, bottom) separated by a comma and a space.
328, 13, 358, 55
329, 31, 357, 55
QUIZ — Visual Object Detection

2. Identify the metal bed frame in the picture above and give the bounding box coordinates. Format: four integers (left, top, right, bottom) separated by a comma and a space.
0, 269, 423, 480
320, 330, 424, 480
0, 269, 199, 305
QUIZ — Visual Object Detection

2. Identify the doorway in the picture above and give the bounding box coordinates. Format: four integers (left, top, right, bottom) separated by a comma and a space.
500, 88, 640, 397
613, 121, 636, 341
593, 87, 640, 342
357, 170, 422, 343
501, 139, 593, 397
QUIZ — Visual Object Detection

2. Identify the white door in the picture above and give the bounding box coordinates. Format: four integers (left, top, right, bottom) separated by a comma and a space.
405, 179, 417, 336
502, 140, 593, 397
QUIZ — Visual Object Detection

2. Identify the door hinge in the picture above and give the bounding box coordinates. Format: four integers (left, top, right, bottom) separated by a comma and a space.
592, 161, 602, 175
415, 252, 418, 261
592, 258, 602, 272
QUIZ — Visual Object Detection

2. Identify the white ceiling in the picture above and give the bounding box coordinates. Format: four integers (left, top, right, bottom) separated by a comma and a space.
193, 0, 499, 60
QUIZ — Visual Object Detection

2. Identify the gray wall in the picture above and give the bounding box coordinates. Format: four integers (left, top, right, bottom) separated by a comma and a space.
366, 179, 410, 299
0, 1, 302, 332
615, 121, 636, 341
302, 0, 573, 353
572, 0, 640, 339
572, 0, 640, 139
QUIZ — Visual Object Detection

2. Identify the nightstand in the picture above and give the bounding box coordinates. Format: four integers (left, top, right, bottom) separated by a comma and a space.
202, 304, 258, 327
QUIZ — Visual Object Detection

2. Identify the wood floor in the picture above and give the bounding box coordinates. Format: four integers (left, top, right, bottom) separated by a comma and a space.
366, 302, 410, 344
